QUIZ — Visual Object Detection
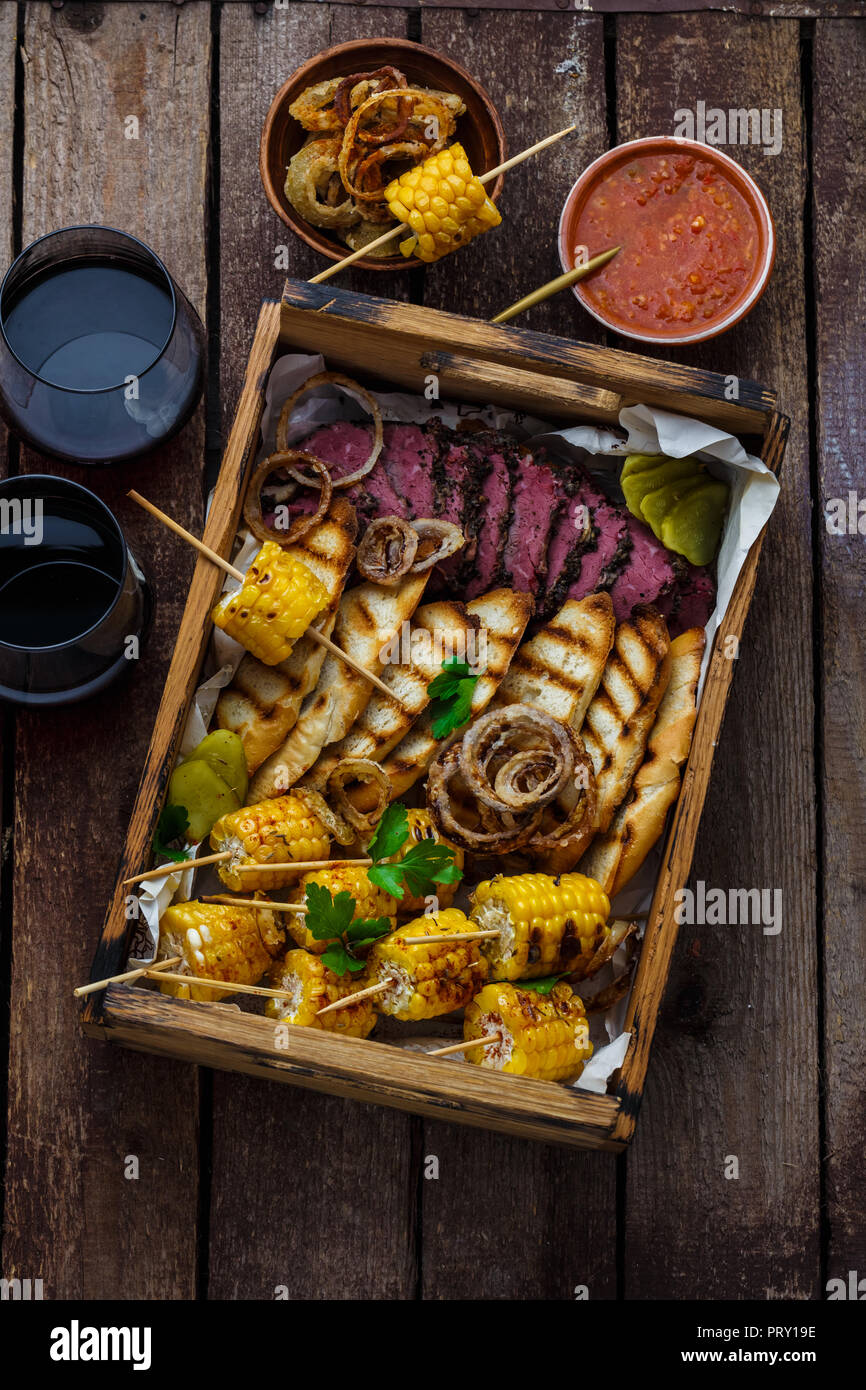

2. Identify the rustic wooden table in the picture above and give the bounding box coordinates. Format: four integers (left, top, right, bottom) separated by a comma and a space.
1, 0, 862, 1301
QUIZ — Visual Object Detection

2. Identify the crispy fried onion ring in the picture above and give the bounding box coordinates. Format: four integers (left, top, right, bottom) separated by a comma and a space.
427, 707, 597, 857
294, 787, 355, 847
338, 89, 452, 204
410, 519, 465, 572
334, 67, 410, 142
326, 758, 391, 837
428, 745, 544, 854
462, 705, 576, 815
276, 371, 383, 488
523, 735, 597, 856
347, 140, 432, 204
243, 451, 332, 547
357, 516, 418, 585
284, 138, 360, 230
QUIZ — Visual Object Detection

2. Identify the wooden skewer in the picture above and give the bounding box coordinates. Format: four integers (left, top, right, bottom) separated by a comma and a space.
491, 246, 621, 324
74, 955, 183, 998
309, 122, 578, 284
122, 850, 231, 887
127, 490, 405, 708
399, 929, 499, 945
201, 894, 308, 912
316, 979, 391, 1017
426, 1032, 503, 1059
144, 970, 298, 1003
235, 857, 372, 875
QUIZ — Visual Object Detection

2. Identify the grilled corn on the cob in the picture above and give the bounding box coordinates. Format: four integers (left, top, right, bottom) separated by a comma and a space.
212, 541, 329, 666
470, 872, 610, 981
385, 143, 501, 264
156, 900, 284, 1001
286, 863, 398, 954
265, 949, 377, 1037
392, 809, 464, 916
463, 981, 593, 1081
210, 792, 331, 891
364, 908, 487, 1021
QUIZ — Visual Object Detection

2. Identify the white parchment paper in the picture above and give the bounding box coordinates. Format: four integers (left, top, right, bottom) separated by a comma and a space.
132, 352, 780, 1093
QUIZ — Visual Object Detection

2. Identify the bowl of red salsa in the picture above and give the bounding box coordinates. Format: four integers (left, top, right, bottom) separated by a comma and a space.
559, 137, 775, 345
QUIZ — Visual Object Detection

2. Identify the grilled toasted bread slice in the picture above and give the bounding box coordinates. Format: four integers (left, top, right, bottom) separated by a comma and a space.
377, 588, 535, 802
580, 626, 704, 894
492, 592, 615, 727
578, 604, 672, 837
247, 573, 429, 801
215, 499, 357, 772
304, 600, 480, 792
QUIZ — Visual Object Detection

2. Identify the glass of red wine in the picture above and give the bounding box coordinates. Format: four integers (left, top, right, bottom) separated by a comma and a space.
0, 226, 204, 464
0, 474, 152, 706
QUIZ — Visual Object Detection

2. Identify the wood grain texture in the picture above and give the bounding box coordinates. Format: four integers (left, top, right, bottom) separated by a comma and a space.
419, 8, 609, 344
217, 2, 410, 442
616, 13, 820, 1299
209, 3, 416, 1302
415, 7, 619, 1302
812, 17, 866, 1285
0, 2, 16, 481
4, 1, 211, 1299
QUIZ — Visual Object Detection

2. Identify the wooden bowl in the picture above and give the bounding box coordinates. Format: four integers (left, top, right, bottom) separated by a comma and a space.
260, 38, 506, 272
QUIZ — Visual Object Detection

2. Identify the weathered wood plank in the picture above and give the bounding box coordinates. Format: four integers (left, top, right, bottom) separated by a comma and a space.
217, 1, 410, 442
813, 17, 866, 1288
209, 2, 417, 1301
4, 0, 211, 1300
415, 7, 619, 1301
616, 13, 819, 1299
0, 0, 16, 481
303, 0, 866, 17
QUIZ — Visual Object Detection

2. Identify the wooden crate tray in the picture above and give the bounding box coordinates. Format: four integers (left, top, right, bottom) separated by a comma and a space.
80, 280, 789, 1151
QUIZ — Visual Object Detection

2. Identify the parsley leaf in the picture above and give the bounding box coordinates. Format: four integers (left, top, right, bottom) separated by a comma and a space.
366, 802, 409, 860
305, 885, 391, 976
322, 944, 364, 976
369, 840, 463, 900
428, 656, 481, 740
153, 804, 191, 863
304, 884, 355, 942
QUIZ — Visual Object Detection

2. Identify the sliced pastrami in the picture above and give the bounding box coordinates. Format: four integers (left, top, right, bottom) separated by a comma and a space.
657, 559, 716, 637
379, 422, 438, 517
607, 512, 676, 621
428, 429, 495, 592
464, 436, 516, 599
540, 468, 608, 620
499, 451, 559, 596
563, 498, 630, 607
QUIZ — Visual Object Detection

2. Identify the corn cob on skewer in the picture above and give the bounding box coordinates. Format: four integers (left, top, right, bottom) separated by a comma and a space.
385, 143, 501, 264
212, 541, 330, 667
156, 901, 284, 1001
210, 792, 331, 891
285, 863, 398, 954
470, 872, 610, 981
463, 981, 593, 1081
265, 949, 377, 1037
391, 808, 464, 916
364, 908, 487, 1021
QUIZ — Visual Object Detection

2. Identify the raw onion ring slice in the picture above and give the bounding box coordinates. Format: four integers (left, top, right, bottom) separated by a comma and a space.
243, 451, 332, 547
275, 371, 383, 489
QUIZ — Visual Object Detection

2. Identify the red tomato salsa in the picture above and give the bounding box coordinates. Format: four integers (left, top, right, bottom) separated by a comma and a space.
573, 152, 759, 336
